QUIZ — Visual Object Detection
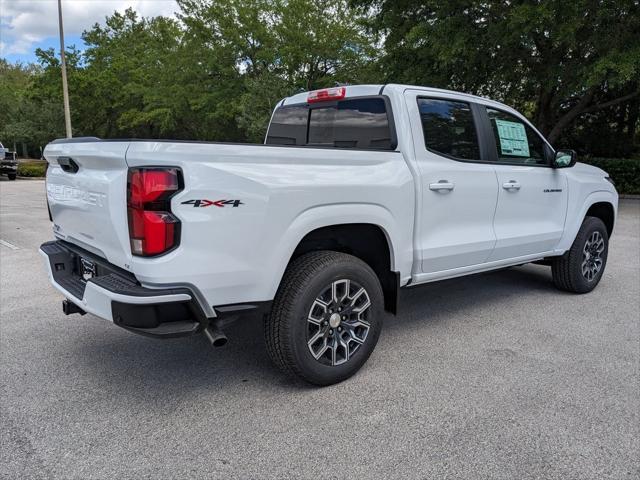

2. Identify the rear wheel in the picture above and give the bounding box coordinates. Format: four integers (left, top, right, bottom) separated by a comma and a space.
7, 173, 16, 180
265, 251, 384, 385
552, 216, 609, 293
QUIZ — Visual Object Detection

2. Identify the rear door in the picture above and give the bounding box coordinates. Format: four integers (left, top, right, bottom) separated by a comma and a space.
405, 91, 499, 274
44, 141, 132, 268
480, 107, 568, 260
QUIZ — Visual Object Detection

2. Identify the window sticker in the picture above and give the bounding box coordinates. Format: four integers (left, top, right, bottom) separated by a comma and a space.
494, 119, 530, 157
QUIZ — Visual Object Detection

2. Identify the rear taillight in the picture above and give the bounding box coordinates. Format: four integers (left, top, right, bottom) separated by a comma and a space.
307, 87, 346, 103
127, 168, 182, 256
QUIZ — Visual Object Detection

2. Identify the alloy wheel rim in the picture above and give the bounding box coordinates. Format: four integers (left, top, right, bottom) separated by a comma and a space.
306, 279, 371, 366
581, 231, 605, 282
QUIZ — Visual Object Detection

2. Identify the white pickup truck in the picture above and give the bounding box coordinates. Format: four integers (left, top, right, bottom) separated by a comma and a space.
40, 84, 618, 385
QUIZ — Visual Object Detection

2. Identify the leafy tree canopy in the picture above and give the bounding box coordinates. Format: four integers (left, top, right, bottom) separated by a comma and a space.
0, 0, 638, 156
355, 0, 640, 146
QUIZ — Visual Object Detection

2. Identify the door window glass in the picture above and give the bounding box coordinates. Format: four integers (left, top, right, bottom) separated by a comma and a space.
486, 108, 548, 165
417, 98, 481, 160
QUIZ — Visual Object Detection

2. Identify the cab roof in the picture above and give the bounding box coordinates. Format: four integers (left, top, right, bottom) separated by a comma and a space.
281, 83, 519, 115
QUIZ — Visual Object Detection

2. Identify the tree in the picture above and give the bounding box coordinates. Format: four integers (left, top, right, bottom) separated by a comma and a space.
355, 0, 640, 145
0, 59, 66, 156
178, 0, 377, 140
2, 0, 637, 156
80, 9, 187, 138
2, 1, 378, 148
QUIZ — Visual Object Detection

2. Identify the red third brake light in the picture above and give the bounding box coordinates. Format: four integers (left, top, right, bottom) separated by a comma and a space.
307, 86, 346, 104
127, 168, 182, 256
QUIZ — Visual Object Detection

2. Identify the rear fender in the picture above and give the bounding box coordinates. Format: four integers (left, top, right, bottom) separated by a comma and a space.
266, 203, 411, 300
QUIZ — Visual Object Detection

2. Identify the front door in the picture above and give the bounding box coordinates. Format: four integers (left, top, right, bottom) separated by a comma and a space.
482, 107, 568, 261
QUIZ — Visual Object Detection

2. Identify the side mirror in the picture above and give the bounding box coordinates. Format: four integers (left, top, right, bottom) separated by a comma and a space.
553, 149, 577, 168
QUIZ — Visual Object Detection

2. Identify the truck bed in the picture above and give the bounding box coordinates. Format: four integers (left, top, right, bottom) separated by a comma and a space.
44, 139, 415, 308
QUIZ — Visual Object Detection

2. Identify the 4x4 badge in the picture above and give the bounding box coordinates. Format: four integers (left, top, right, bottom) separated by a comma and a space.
181, 199, 243, 208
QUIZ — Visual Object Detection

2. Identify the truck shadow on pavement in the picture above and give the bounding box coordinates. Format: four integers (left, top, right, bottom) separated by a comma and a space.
394, 263, 558, 328
70, 264, 557, 394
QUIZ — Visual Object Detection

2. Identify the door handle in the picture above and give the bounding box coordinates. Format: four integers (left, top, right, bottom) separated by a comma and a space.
429, 180, 455, 191
502, 180, 521, 190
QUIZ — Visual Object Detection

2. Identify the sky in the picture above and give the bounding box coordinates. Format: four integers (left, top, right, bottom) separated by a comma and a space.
0, 0, 179, 64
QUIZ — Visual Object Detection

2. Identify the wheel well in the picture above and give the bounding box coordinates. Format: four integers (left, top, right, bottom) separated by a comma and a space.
290, 224, 399, 314
586, 202, 614, 236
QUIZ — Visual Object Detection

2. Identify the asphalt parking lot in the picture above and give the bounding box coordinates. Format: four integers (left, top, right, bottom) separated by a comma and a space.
1, 178, 639, 479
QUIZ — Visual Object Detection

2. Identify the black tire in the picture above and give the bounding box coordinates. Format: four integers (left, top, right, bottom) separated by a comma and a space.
552, 216, 609, 293
7, 173, 16, 180
265, 251, 384, 385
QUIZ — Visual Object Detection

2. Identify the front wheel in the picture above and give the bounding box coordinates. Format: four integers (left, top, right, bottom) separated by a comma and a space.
552, 216, 609, 293
265, 251, 384, 385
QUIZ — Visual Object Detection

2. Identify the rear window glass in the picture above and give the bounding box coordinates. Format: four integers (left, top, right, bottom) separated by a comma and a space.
265, 105, 307, 146
266, 97, 394, 150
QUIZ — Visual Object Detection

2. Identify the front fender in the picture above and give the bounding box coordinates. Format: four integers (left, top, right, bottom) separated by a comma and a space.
555, 190, 618, 253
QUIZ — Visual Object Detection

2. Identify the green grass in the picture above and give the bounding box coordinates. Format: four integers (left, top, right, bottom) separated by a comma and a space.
17, 161, 47, 178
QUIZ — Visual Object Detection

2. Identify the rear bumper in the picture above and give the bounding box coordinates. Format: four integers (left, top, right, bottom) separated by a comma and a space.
39, 240, 211, 338
0, 162, 18, 173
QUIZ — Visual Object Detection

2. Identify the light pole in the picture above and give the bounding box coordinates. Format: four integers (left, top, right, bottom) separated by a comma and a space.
57, 0, 72, 138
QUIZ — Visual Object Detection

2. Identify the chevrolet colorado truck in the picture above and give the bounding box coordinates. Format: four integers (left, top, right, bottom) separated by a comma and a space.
40, 84, 618, 385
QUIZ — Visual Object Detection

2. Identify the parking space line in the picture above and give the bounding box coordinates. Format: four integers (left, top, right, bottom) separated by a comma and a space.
0, 239, 19, 250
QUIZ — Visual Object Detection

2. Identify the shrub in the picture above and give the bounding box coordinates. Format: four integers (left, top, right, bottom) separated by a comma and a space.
580, 157, 640, 195
17, 161, 47, 178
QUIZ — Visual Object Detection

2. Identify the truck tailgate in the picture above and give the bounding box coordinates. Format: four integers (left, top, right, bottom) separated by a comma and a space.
44, 141, 131, 268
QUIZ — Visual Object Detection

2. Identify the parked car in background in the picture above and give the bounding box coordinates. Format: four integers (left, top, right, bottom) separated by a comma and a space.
0, 142, 18, 180
40, 84, 618, 385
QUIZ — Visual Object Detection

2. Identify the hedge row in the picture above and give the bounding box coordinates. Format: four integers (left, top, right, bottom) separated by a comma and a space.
17, 161, 47, 178
581, 157, 640, 195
